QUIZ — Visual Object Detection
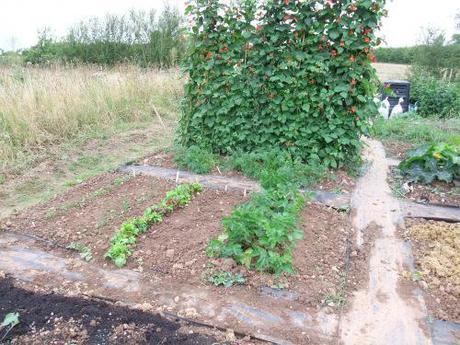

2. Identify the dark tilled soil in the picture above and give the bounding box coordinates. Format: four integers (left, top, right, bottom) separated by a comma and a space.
388, 167, 460, 207
381, 139, 415, 160
0, 277, 252, 345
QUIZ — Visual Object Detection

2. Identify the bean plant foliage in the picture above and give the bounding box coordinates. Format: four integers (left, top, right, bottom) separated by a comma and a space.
180, 0, 386, 168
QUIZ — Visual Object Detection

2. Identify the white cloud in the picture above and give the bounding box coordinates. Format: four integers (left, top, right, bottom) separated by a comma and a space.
0, 0, 458, 51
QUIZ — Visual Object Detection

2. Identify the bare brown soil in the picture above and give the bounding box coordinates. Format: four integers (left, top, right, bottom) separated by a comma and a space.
388, 167, 460, 207
3, 171, 361, 309
3, 173, 177, 261
381, 140, 414, 159
404, 219, 460, 323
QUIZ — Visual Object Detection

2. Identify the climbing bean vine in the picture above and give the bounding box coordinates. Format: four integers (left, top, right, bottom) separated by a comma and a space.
180, 0, 386, 168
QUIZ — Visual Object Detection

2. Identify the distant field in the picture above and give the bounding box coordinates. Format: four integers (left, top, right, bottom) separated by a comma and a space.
372, 63, 410, 81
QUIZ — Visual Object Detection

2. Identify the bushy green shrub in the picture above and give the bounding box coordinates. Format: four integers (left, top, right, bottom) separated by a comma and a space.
374, 47, 415, 64
180, 0, 386, 168
207, 149, 325, 275
174, 145, 217, 174
207, 187, 305, 275
225, 149, 326, 189
22, 7, 184, 68
410, 70, 459, 118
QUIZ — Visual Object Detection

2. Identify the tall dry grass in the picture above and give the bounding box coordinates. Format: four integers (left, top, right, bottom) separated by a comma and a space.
0, 65, 183, 161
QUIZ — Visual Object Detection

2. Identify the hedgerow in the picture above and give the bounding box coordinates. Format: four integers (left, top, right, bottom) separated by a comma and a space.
180, 0, 386, 168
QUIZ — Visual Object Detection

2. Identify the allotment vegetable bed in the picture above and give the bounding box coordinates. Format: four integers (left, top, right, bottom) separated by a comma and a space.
1, 170, 370, 344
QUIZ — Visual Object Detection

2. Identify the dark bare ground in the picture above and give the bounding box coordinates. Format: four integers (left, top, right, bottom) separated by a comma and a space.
0, 276, 258, 345
388, 167, 460, 207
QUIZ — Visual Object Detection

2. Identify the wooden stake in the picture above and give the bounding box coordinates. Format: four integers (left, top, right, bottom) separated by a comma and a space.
152, 104, 166, 129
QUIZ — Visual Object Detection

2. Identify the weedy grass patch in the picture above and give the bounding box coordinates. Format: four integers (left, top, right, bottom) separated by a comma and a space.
373, 116, 460, 147
105, 183, 202, 267
173, 145, 217, 174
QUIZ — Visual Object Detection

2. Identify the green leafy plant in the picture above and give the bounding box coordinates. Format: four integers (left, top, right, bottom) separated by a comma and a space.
207, 149, 315, 275
225, 149, 326, 188
174, 145, 217, 174
399, 143, 459, 184
207, 188, 305, 275
324, 292, 347, 308
180, 0, 386, 168
207, 270, 246, 288
0, 312, 20, 342
410, 70, 459, 118
105, 183, 202, 267
67, 242, 93, 262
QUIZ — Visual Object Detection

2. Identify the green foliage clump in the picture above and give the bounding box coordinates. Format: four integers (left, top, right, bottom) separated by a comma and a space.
0, 312, 20, 342
67, 242, 93, 262
225, 149, 326, 189
180, 0, 386, 167
22, 7, 184, 68
410, 71, 459, 118
207, 188, 305, 275
372, 116, 460, 147
374, 47, 415, 64
399, 143, 459, 184
206, 149, 323, 275
174, 145, 217, 174
105, 183, 202, 267
207, 270, 246, 288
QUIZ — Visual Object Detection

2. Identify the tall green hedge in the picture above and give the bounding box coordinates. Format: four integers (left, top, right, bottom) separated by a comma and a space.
179, 0, 386, 168
22, 7, 184, 68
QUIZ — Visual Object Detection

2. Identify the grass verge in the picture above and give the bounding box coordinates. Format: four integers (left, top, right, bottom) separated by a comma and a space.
373, 116, 460, 148
0, 65, 182, 218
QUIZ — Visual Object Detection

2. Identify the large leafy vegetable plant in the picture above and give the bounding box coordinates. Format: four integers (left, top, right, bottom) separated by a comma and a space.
399, 143, 459, 184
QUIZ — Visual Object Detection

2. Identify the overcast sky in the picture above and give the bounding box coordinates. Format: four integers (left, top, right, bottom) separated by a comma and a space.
0, 0, 458, 51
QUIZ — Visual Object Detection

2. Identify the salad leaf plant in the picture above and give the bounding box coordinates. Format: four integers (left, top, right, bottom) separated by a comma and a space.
105, 183, 202, 267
